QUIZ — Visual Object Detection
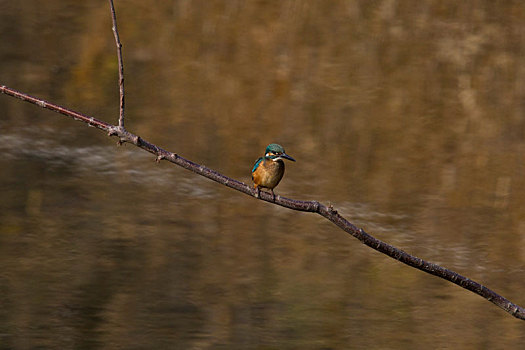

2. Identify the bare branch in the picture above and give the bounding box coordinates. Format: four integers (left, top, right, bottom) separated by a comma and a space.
0, 85, 112, 132
108, 0, 125, 129
1, 83, 525, 320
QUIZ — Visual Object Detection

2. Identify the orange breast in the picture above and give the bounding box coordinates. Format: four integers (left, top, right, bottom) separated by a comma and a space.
252, 159, 285, 189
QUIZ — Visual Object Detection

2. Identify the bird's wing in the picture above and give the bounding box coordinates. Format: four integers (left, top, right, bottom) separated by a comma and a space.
252, 157, 264, 174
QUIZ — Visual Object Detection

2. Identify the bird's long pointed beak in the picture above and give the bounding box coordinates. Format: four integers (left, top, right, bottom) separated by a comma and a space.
281, 153, 296, 162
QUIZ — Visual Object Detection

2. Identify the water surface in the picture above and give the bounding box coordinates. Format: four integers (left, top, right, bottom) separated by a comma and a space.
2, 1, 525, 348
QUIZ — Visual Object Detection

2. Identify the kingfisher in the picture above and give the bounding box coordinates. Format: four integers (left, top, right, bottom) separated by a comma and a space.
252, 143, 295, 200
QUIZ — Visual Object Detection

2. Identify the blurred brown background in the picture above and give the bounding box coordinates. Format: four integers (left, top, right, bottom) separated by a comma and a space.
1, 1, 525, 348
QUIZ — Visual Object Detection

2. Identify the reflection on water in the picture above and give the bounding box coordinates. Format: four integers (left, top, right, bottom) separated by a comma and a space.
2, 0, 525, 348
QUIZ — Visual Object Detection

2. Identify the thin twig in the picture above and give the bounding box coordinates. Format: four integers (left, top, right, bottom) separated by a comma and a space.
1, 83, 525, 320
108, 0, 125, 129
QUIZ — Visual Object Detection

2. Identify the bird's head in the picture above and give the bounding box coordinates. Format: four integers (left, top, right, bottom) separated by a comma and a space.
265, 143, 296, 162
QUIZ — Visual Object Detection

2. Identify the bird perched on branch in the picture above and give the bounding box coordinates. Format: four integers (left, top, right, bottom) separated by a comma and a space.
252, 143, 295, 200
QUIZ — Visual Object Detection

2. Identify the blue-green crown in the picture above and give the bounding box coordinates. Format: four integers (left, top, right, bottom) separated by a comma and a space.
265, 143, 286, 155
